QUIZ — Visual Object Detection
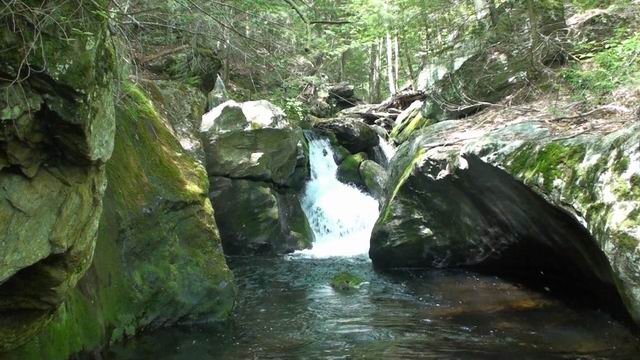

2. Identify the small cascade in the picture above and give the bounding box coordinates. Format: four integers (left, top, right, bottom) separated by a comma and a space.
297, 133, 379, 258
378, 136, 396, 162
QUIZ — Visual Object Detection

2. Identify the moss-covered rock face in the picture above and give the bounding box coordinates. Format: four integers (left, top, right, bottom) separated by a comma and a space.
372, 119, 640, 325
359, 160, 387, 201
209, 177, 313, 255
201, 99, 313, 254
141, 79, 208, 163
0, 0, 115, 351
337, 152, 368, 187
2, 83, 236, 359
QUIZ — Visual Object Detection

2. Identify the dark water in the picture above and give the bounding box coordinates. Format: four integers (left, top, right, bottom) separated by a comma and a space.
105, 256, 640, 360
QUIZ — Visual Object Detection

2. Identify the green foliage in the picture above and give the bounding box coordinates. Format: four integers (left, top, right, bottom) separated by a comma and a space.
275, 96, 310, 125
562, 31, 640, 102
571, 0, 614, 9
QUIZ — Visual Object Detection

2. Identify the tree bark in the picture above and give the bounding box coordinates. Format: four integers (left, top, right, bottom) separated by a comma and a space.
394, 35, 400, 91
385, 31, 396, 95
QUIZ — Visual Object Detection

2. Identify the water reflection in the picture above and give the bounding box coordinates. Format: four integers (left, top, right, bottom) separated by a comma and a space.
104, 256, 640, 360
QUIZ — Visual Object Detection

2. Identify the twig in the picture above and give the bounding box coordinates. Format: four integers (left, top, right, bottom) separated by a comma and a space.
548, 104, 631, 122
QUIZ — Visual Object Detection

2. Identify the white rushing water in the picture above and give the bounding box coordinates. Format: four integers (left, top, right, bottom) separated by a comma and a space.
378, 136, 396, 162
296, 134, 380, 258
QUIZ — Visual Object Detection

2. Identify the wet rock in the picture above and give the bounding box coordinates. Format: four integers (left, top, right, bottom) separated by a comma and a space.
200, 99, 312, 254
314, 118, 379, 154
359, 160, 387, 201
372, 119, 640, 325
209, 177, 313, 255
337, 152, 367, 187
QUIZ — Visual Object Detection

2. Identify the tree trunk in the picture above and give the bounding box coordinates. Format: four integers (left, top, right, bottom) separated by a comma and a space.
404, 43, 416, 90
394, 35, 400, 91
385, 31, 396, 95
376, 39, 383, 101
369, 41, 382, 103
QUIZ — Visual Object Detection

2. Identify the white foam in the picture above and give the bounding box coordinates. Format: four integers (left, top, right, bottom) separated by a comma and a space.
295, 135, 380, 258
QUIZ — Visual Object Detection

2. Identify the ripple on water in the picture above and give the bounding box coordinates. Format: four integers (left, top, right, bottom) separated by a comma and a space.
103, 256, 640, 360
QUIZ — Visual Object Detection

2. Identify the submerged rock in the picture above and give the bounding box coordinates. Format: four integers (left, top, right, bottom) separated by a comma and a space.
201, 99, 313, 254
330, 271, 364, 291
372, 117, 640, 325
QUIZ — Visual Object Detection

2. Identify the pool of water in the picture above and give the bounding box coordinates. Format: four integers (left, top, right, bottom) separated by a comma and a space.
104, 255, 640, 359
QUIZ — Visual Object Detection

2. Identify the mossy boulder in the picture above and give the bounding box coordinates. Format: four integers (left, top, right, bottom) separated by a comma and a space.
330, 272, 364, 291
0, 0, 115, 351
416, 2, 566, 121
2, 83, 236, 359
200, 99, 313, 255
372, 119, 640, 325
141, 79, 208, 163
209, 177, 313, 254
314, 118, 379, 154
359, 160, 387, 200
337, 152, 367, 187
201, 100, 308, 189
145, 47, 222, 92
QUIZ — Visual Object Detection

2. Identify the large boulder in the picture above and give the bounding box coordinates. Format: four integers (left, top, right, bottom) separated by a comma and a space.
202, 100, 308, 188
3, 83, 236, 359
372, 116, 640, 325
314, 118, 379, 154
0, 1, 115, 351
201, 100, 312, 254
209, 177, 313, 254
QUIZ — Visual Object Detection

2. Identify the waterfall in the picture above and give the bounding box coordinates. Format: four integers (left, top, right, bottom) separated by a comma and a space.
296, 133, 379, 258
378, 136, 396, 162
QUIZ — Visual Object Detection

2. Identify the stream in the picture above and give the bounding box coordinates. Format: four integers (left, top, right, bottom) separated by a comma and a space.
104, 135, 640, 359
105, 255, 639, 359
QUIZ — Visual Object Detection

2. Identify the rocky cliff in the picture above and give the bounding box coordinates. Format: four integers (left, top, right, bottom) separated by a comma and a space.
1, 2, 235, 358
371, 104, 640, 325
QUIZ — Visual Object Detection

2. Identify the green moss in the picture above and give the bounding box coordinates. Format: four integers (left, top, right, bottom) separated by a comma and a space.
380, 148, 427, 223
391, 113, 432, 144
110, 82, 207, 213
330, 272, 364, 291
3, 82, 236, 359
615, 232, 639, 253
337, 152, 367, 185
612, 152, 630, 175
508, 141, 588, 193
